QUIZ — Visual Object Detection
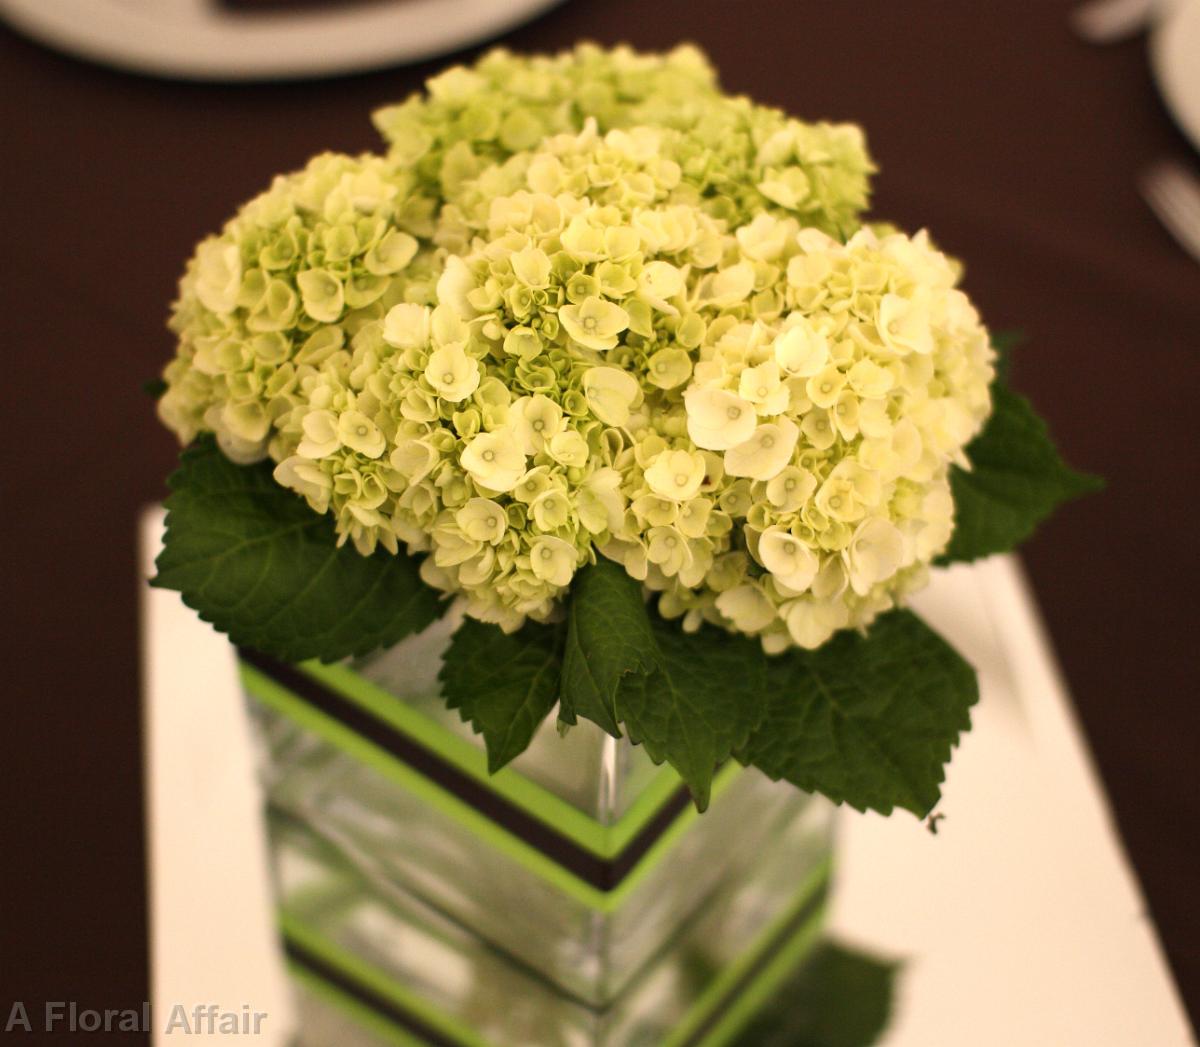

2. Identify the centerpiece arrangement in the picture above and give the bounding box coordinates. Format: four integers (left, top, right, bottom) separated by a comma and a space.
151, 43, 1097, 1046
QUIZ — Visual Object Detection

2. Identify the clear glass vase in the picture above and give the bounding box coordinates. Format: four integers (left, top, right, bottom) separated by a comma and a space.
241, 611, 834, 1047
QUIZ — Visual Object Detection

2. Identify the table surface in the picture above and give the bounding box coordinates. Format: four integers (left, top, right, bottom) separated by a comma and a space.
3, 0, 1198, 1038
140, 510, 1193, 1045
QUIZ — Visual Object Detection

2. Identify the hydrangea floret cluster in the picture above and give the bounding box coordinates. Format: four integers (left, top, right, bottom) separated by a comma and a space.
158, 43, 994, 652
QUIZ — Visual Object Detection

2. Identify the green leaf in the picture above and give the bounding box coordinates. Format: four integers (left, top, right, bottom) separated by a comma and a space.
559, 558, 659, 736
733, 940, 899, 1047
142, 377, 168, 399
618, 615, 768, 810
740, 609, 977, 817
559, 559, 768, 809
439, 618, 565, 773
941, 381, 1102, 564
152, 437, 444, 662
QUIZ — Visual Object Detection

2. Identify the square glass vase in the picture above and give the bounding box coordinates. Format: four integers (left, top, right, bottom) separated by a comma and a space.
240, 610, 835, 1047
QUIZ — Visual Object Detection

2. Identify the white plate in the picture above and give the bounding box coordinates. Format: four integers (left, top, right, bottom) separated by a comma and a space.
0, 0, 565, 81
139, 508, 1194, 1045
1151, 0, 1200, 151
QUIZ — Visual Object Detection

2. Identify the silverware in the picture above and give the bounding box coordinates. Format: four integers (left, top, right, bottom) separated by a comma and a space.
1071, 0, 1160, 41
1140, 160, 1200, 262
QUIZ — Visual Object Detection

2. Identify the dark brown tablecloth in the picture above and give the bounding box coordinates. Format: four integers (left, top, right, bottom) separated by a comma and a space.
2, 0, 1196, 1037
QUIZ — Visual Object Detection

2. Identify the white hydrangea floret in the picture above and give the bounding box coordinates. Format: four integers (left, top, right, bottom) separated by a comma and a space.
559, 296, 630, 351
193, 240, 242, 315
456, 498, 507, 544
758, 527, 820, 593
645, 449, 707, 502
715, 584, 777, 633
425, 343, 480, 402
512, 395, 564, 454
724, 419, 800, 481
582, 366, 640, 426
461, 430, 526, 492
529, 536, 577, 587
684, 386, 758, 450
383, 303, 431, 348
847, 517, 906, 595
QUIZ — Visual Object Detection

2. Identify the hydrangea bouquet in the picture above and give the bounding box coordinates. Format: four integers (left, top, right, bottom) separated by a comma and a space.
152, 44, 1097, 816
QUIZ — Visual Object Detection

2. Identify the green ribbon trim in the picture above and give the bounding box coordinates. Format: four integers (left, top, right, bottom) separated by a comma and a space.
243, 662, 742, 913
279, 854, 831, 1047
299, 659, 683, 858
283, 913, 495, 1047
288, 958, 436, 1047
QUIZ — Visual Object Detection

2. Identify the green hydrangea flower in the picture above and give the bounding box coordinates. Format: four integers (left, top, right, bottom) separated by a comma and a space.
158, 44, 993, 648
